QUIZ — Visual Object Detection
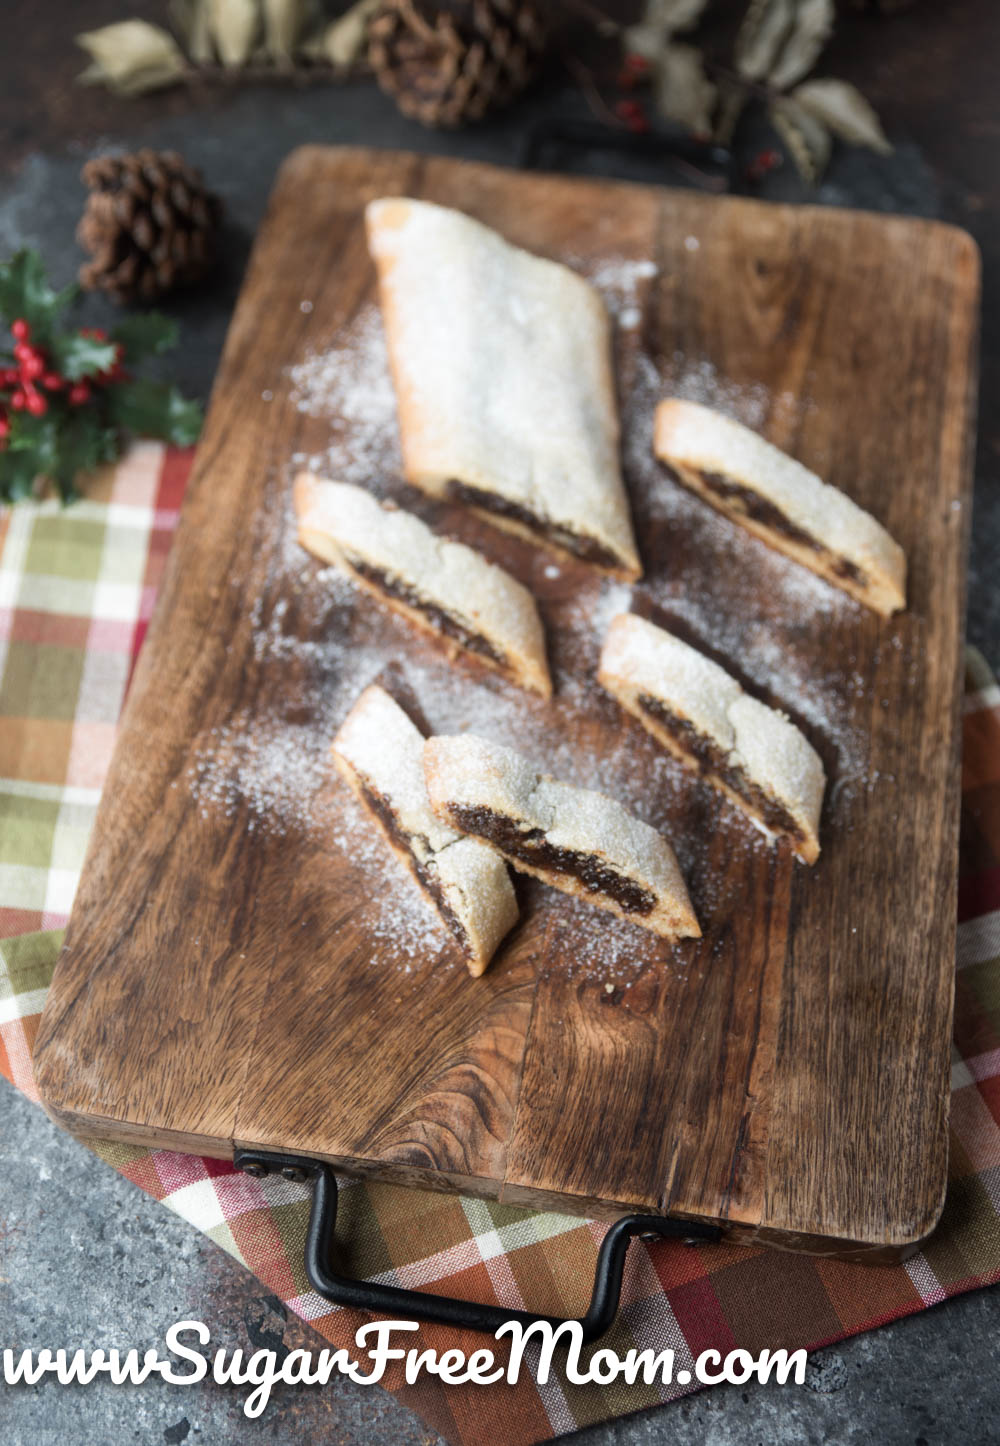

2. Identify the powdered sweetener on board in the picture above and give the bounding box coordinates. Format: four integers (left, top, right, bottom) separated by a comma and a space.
186, 253, 890, 980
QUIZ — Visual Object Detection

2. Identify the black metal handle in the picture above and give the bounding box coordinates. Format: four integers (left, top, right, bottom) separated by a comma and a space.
518, 118, 736, 191
235, 1148, 720, 1343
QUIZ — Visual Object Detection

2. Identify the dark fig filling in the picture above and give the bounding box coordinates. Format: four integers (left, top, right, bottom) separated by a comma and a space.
347, 555, 506, 667
637, 694, 806, 845
356, 777, 471, 956
664, 464, 867, 588
446, 803, 656, 916
445, 479, 622, 571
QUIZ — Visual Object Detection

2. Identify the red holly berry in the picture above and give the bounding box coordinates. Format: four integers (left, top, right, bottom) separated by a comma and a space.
13, 342, 33, 364
747, 148, 783, 181
0, 367, 18, 388
0, 416, 10, 438
10, 388, 26, 410
10, 318, 30, 342
98, 350, 127, 385
68, 381, 91, 405
615, 98, 649, 133
616, 53, 651, 90
21, 351, 44, 380
41, 371, 63, 391
25, 390, 47, 417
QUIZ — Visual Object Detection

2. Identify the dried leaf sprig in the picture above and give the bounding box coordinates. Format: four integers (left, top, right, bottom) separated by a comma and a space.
0, 251, 202, 504
620, 0, 892, 183
77, 0, 380, 96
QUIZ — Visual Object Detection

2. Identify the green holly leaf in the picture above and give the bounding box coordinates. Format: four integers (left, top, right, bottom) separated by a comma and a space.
8, 411, 62, 476
107, 376, 202, 444
55, 408, 121, 493
0, 446, 41, 502
110, 312, 179, 361
1, 411, 66, 501
50, 331, 118, 382
0, 250, 76, 340
2, 407, 121, 501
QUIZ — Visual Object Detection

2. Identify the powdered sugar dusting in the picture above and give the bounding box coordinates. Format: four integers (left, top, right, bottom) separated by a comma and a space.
581, 255, 658, 330
185, 228, 899, 981
288, 306, 401, 486
187, 714, 333, 839
662, 350, 772, 432
592, 578, 634, 637
541, 895, 686, 981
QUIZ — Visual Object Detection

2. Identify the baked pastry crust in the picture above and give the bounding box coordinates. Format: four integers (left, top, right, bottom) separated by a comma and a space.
423, 734, 700, 941
366, 197, 641, 581
333, 685, 519, 975
294, 474, 551, 697
598, 613, 825, 864
653, 399, 906, 616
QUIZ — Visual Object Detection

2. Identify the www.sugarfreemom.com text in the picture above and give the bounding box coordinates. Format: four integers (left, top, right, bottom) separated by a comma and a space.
4, 1319, 807, 1418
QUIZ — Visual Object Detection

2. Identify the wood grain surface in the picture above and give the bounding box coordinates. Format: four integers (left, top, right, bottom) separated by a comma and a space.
32, 147, 980, 1259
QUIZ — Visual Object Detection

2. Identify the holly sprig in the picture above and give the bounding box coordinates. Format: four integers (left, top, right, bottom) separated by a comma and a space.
0, 249, 203, 503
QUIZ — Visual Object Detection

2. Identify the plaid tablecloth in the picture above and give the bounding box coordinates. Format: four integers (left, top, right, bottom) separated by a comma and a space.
2, 444, 999, 1445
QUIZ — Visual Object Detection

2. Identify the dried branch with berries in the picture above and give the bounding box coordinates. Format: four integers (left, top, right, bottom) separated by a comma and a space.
0, 251, 202, 504
75, 1, 896, 175
617, 0, 892, 183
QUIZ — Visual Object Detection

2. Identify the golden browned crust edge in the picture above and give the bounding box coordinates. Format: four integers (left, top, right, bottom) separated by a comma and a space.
598, 668, 821, 865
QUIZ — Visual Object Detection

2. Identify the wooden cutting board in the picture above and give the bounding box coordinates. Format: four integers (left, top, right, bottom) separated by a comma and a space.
33, 147, 979, 1262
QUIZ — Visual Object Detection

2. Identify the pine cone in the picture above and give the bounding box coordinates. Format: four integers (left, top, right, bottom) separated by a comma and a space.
77, 149, 223, 304
368, 0, 546, 129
